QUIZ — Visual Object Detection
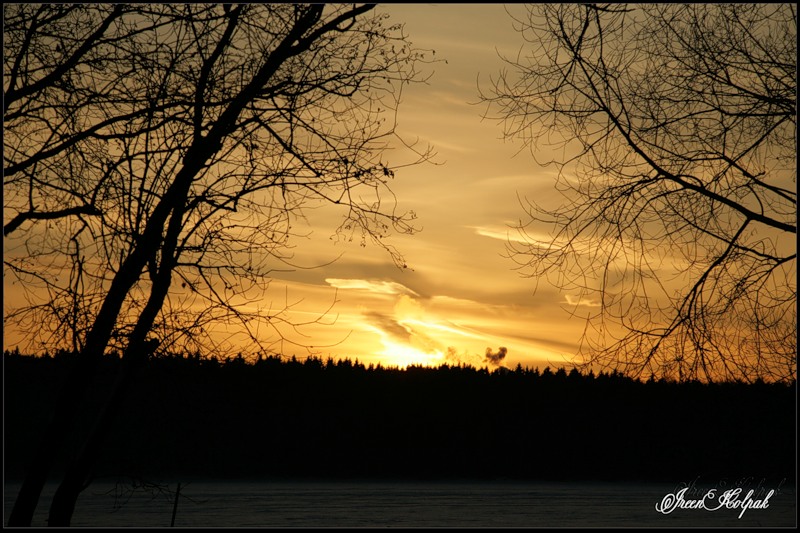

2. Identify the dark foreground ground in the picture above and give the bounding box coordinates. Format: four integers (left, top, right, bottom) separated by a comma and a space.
4, 352, 796, 484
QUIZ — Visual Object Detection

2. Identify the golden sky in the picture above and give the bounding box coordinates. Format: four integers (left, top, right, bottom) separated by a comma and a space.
252, 4, 587, 370
1, 5, 590, 370
5, 4, 794, 382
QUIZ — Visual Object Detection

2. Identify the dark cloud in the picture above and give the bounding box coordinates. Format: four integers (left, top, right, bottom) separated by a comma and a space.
484, 346, 507, 367
444, 346, 508, 369
364, 311, 411, 343
364, 310, 443, 355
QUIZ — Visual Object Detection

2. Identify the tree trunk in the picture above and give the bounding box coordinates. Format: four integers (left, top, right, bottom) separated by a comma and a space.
47, 188, 186, 526
11, 8, 336, 525
7, 354, 100, 526
7, 189, 184, 526
46, 343, 147, 526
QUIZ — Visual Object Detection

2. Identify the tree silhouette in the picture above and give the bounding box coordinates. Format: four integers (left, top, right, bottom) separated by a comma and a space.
5, 350, 794, 492
4, 4, 432, 526
482, 4, 796, 383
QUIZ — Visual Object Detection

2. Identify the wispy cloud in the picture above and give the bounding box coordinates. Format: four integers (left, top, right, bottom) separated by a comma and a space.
562, 294, 601, 308
364, 311, 443, 355
326, 278, 419, 297
471, 225, 531, 244
423, 138, 470, 154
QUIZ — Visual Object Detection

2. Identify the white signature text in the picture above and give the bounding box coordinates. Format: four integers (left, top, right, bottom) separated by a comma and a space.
655, 486, 775, 519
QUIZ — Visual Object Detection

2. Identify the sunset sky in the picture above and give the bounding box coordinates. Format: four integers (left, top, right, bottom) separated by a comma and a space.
4, 4, 793, 377
0, 5, 593, 371
249, 4, 587, 370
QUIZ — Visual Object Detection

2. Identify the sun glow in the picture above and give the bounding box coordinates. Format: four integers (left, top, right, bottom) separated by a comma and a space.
378, 339, 444, 369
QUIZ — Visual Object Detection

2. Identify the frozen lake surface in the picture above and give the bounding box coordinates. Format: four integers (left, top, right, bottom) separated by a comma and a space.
5, 479, 796, 528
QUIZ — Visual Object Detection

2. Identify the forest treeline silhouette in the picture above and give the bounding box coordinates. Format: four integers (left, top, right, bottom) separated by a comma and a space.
5, 349, 795, 484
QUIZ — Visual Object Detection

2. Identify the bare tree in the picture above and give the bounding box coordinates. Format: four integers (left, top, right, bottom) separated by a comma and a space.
4, 4, 432, 525
481, 4, 796, 383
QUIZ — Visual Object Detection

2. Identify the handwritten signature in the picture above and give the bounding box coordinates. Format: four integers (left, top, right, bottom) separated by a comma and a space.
655, 486, 775, 519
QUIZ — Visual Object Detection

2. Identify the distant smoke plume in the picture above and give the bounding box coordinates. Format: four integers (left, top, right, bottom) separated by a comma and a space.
445, 346, 460, 363
484, 346, 507, 367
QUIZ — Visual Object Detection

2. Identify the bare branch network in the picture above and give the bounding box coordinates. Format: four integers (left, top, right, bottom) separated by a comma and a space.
4, 4, 435, 359
4, 5, 436, 526
482, 4, 796, 383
